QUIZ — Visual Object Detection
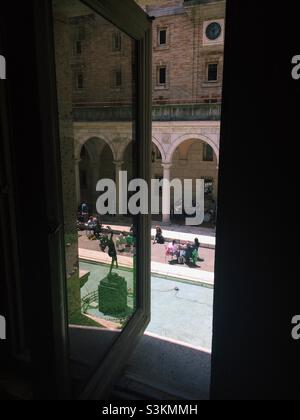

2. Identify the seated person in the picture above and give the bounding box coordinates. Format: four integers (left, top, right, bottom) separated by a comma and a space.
116, 234, 126, 252
153, 226, 165, 244
166, 240, 178, 261
167, 240, 178, 254
184, 243, 194, 263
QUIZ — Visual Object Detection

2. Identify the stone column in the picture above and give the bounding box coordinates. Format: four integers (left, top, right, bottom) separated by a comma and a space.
113, 161, 124, 216
214, 165, 219, 201
161, 163, 173, 225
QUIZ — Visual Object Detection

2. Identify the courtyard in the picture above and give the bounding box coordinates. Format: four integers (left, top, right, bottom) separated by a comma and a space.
74, 222, 215, 351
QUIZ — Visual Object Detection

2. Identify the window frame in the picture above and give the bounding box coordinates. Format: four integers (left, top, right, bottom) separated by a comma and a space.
112, 31, 122, 52
158, 27, 168, 47
76, 72, 85, 90
111, 67, 123, 89
207, 62, 219, 82
156, 64, 168, 88
32, 0, 152, 400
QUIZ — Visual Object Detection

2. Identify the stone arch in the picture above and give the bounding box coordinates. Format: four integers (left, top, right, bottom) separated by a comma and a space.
167, 133, 219, 164
114, 137, 133, 162
75, 136, 116, 161
152, 136, 167, 163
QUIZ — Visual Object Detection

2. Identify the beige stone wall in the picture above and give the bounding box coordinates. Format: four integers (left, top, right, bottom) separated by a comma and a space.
52, 1, 82, 316
150, 0, 225, 103
70, 0, 224, 215
70, 14, 135, 106
70, 0, 225, 105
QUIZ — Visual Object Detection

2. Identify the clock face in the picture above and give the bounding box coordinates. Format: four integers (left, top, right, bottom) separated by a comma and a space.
206, 22, 222, 41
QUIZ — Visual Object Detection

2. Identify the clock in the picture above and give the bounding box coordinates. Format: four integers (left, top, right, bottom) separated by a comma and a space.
206, 22, 222, 41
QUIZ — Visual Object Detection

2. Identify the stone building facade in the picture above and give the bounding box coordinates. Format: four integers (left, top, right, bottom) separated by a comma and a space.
72, 0, 225, 223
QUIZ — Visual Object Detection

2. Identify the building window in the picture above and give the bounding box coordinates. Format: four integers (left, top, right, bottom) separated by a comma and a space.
74, 26, 85, 55
203, 144, 214, 162
112, 32, 122, 51
75, 41, 82, 55
158, 29, 167, 46
208, 63, 218, 82
76, 73, 84, 89
157, 66, 167, 86
78, 26, 85, 41
112, 69, 122, 87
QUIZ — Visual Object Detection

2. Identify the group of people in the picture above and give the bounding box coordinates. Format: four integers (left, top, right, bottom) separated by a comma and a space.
153, 225, 202, 266
78, 206, 203, 269
166, 238, 202, 265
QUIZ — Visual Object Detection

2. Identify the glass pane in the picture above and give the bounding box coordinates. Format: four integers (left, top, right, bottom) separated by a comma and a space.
52, 0, 137, 393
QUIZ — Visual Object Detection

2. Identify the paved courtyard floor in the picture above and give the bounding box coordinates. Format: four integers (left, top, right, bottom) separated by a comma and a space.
79, 260, 213, 351
149, 276, 213, 350
78, 222, 216, 280
77, 223, 215, 350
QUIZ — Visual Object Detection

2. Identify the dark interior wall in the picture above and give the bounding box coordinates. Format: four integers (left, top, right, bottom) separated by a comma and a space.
0, 1, 70, 399
211, 0, 300, 400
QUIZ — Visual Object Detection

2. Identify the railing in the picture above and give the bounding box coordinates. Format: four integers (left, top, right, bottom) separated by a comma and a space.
152, 103, 221, 121
73, 103, 221, 122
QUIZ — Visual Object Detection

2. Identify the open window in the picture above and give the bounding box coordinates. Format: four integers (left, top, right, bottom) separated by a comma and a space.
7, 0, 152, 400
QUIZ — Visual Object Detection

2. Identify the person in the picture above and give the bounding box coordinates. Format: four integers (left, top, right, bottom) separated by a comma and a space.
86, 216, 97, 238
166, 240, 178, 255
93, 220, 102, 240
184, 243, 194, 264
78, 202, 89, 223
153, 225, 165, 244
80, 202, 89, 214
107, 233, 118, 274
166, 240, 178, 263
193, 238, 204, 262
116, 233, 126, 253
130, 224, 136, 237
194, 238, 200, 251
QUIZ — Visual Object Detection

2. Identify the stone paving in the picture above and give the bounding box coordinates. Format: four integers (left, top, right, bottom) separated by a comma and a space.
78, 260, 214, 350
97, 222, 216, 249
78, 223, 215, 285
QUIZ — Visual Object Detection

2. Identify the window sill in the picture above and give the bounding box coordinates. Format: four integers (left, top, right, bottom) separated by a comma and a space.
154, 85, 169, 91
154, 45, 170, 51
112, 332, 211, 400
202, 81, 222, 88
